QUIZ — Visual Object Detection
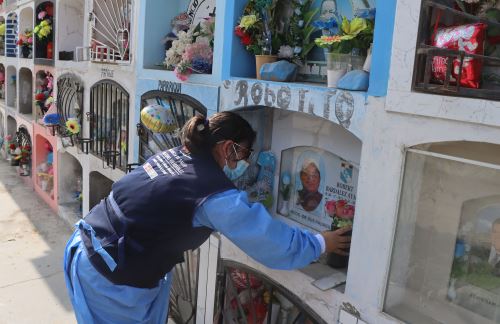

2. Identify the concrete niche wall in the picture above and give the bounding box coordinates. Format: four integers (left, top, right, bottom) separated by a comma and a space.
57, 0, 84, 59
89, 171, 113, 210
19, 68, 33, 116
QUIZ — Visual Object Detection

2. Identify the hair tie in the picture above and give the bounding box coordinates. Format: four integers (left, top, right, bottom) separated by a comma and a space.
196, 118, 209, 132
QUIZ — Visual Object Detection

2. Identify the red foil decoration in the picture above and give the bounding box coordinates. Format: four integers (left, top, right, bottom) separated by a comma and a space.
432, 23, 487, 89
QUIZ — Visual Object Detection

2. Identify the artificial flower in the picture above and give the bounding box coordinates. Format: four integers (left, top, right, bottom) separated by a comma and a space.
165, 17, 215, 81
278, 45, 294, 59
234, 26, 246, 37
0, 23, 6, 36
282, 173, 291, 185
312, 18, 338, 32
241, 33, 252, 46
325, 200, 336, 217
341, 17, 368, 39
239, 15, 258, 29
65, 119, 80, 135
38, 11, 47, 20
35, 92, 46, 101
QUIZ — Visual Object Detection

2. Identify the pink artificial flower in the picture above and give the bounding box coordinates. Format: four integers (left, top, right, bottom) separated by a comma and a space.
174, 67, 189, 81
27, 37, 33, 44
325, 200, 336, 217
46, 76, 53, 90
38, 11, 47, 20
182, 41, 213, 62
335, 200, 355, 219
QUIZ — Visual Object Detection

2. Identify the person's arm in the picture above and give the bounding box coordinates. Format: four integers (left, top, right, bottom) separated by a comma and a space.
194, 190, 325, 270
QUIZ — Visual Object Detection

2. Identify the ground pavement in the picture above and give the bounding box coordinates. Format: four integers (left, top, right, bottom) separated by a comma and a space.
0, 159, 76, 324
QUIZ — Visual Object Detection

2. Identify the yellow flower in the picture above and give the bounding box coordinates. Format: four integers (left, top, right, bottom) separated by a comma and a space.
239, 15, 258, 29
341, 17, 368, 39
41, 20, 50, 27
66, 119, 80, 135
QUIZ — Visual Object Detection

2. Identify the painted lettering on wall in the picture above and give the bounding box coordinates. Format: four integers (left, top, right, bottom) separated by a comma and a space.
101, 68, 114, 78
222, 80, 362, 136
158, 80, 182, 93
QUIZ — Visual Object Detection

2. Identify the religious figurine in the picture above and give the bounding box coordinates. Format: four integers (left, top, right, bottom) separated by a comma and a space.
313, 0, 340, 36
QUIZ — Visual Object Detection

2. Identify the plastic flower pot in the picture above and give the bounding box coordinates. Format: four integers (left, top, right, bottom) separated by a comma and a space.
21, 46, 30, 58
255, 55, 277, 80
327, 228, 352, 269
326, 52, 350, 88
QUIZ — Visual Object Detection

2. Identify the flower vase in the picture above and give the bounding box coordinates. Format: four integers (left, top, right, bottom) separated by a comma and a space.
21, 46, 30, 58
326, 227, 352, 268
40, 179, 48, 192
363, 44, 373, 72
255, 55, 277, 80
279, 200, 290, 216
10, 156, 19, 166
36, 37, 47, 59
47, 41, 53, 60
326, 52, 350, 88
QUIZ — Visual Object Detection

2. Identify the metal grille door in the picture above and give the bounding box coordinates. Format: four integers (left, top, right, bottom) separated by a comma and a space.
57, 74, 84, 143
90, 0, 132, 63
16, 126, 31, 176
89, 80, 129, 170
138, 91, 207, 163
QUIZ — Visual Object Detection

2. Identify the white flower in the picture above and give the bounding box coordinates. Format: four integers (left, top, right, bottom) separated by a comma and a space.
278, 45, 294, 59
195, 36, 210, 46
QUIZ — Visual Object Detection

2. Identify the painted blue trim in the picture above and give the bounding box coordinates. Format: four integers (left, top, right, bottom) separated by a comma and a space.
368, 0, 397, 97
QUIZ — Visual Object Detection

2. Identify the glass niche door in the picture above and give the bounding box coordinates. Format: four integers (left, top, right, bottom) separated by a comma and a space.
138, 91, 207, 324
385, 142, 500, 324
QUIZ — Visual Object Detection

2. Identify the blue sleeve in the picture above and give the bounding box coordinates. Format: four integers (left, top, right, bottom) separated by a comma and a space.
193, 189, 322, 270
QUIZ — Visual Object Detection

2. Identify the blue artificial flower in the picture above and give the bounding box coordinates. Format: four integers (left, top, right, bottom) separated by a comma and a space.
191, 59, 212, 74
282, 172, 291, 185
312, 17, 338, 31
355, 8, 376, 19
43, 113, 61, 126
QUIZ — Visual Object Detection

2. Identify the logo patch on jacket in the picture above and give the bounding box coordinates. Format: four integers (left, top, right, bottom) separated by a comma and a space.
143, 163, 158, 179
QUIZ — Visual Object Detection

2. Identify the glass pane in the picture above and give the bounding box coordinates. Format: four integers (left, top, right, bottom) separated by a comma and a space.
385, 151, 500, 324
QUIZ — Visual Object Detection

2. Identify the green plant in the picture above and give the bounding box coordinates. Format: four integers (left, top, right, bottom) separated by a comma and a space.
275, 0, 319, 65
